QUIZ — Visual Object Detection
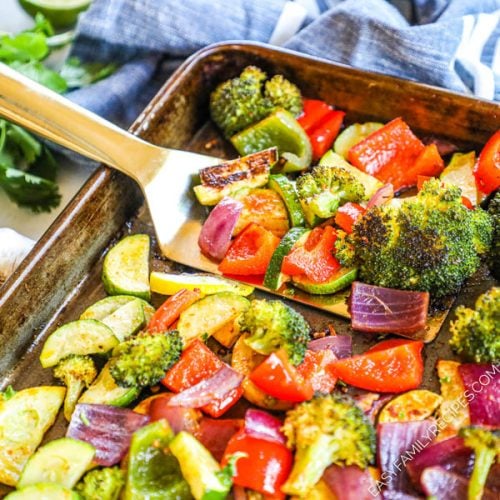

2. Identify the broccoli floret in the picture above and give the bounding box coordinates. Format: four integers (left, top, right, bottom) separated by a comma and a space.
282, 394, 375, 496
296, 166, 366, 221
53, 354, 97, 421
449, 287, 499, 363
487, 191, 500, 279
109, 331, 183, 388
459, 426, 500, 500
210, 66, 302, 138
336, 179, 494, 297
264, 74, 302, 117
240, 299, 310, 366
75, 466, 125, 500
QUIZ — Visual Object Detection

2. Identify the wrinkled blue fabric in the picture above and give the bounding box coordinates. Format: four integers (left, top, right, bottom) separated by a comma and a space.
67, 0, 499, 128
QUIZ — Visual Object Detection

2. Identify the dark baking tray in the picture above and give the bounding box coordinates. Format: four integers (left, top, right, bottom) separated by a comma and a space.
0, 42, 498, 496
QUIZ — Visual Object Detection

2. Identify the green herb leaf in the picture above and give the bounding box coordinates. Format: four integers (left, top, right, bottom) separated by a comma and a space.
0, 165, 61, 212
60, 57, 117, 89
0, 386, 17, 402
9, 60, 68, 93
0, 32, 48, 63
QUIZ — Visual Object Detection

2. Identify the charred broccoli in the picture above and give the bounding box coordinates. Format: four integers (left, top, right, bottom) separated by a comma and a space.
75, 466, 125, 500
296, 166, 366, 225
449, 287, 499, 363
282, 394, 375, 496
210, 66, 302, 138
53, 354, 97, 421
487, 191, 500, 280
336, 179, 493, 298
240, 299, 310, 366
459, 426, 500, 500
109, 331, 182, 388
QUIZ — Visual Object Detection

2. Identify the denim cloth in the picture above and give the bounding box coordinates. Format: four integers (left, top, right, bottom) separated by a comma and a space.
67, 0, 500, 127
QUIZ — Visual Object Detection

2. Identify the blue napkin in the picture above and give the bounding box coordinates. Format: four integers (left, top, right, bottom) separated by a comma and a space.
67, 0, 499, 127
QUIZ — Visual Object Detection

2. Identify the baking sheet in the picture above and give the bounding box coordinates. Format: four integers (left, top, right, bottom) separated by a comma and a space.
0, 41, 498, 497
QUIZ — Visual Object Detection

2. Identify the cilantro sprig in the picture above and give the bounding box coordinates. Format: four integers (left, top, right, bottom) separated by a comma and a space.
0, 14, 116, 212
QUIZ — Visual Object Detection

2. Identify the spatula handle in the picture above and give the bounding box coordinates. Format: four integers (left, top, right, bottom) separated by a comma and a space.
0, 63, 161, 185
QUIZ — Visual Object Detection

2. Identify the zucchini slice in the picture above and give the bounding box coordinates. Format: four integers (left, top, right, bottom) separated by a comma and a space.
263, 227, 308, 290
193, 148, 276, 206
0, 387, 65, 487
17, 437, 95, 489
377, 390, 443, 423
40, 319, 118, 368
79, 361, 140, 407
80, 295, 155, 324
291, 267, 357, 295
268, 174, 306, 227
333, 122, 383, 158
177, 292, 250, 345
102, 234, 151, 301
5, 483, 79, 499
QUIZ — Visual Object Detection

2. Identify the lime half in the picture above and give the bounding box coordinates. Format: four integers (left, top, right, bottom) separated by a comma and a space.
19, 0, 93, 28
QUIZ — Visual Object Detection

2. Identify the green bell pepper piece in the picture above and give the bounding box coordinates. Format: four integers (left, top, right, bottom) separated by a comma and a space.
124, 420, 193, 500
231, 109, 312, 173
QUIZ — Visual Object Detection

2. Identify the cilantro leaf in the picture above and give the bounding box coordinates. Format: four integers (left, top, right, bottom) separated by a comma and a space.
60, 57, 117, 89
9, 60, 68, 93
0, 32, 48, 63
0, 386, 17, 402
0, 165, 61, 212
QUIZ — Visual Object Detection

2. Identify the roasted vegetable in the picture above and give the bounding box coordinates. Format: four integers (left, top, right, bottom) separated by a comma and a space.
109, 331, 183, 388
487, 191, 500, 280
240, 299, 310, 366
336, 178, 493, 297
296, 165, 366, 224
449, 287, 499, 364
53, 354, 98, 421
209, 66, 302, 138
459, 426, 500, 500
281, 394, 375, 496
75, 466, 125, 500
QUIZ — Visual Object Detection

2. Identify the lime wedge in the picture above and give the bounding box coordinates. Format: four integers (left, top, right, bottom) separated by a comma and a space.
19, 0, 93, 28
150, 271, 254, 297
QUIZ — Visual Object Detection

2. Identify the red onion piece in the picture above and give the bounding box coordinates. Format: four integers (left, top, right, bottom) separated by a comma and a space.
377, 419, 435, 492
168, 364, 243, 409
323, 464, 382, 499
355, 393, 394, 424
406, 436, 473, 487
149, 395, 200, 435
198, 197, 243, 261
422, 137, 459, 157
67, 404, 149, 466
458, 363, 500, 427
198, 417, 243, 462
244, 409, 286, 445
420, 466, 497, 500
308, 334, 352, 359
367, 183, 394, 208
350, 282, 429, 335
420, 467, 470, 499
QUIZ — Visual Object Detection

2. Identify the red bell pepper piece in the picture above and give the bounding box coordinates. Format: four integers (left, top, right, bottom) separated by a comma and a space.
296, 349, 337, 394
147, 288, 202, 333
298, 99, 345, 161
474, 129, 500, 194
297, 99, 333, 132
249, 349, 314, 403
148, 394, 201, 434
329, 339, 424, 393
281, 225, 341, 283
197, 417, 243, 462
334, 202, 366, 233
162, 339, 241, 417
406, 143, 445, 182
222, 429, 293, 497
219, 223, 280, 276
162, 339, 223, 392
309, 110, 346, 161
348, 117, 436, 191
